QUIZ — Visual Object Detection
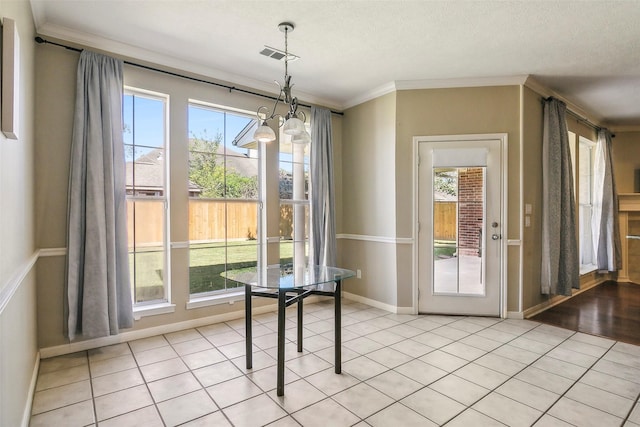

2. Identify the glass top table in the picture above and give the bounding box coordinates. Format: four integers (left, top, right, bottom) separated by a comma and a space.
227, 264, 356, 396
226, 264, 356, 289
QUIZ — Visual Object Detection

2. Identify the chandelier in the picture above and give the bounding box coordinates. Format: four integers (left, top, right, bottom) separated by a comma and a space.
253, 22, 311, 144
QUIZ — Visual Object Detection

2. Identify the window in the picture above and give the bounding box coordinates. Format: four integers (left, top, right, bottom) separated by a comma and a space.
188, 102, 260, 296
578, 136, 596, 271
279, 126, 310, 266
123, 89, 169, 305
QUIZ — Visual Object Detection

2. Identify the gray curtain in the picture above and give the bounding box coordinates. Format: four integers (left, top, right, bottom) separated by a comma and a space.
67, 51, 133, 340
310, 107, 337, 267
541, 98, 579, 295
592, 129, 622, 272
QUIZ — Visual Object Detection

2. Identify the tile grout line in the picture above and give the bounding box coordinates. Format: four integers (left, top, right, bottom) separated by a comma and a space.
86, 350, 100, 425
29, 302, 638, 427
127, 340, 168, 427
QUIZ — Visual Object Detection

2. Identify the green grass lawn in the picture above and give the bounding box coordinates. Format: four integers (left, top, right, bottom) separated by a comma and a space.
434, 240, 457, 259
130, 240, 295, 301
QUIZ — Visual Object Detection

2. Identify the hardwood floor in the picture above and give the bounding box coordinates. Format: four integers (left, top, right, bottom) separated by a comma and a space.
531, 281, 640, 346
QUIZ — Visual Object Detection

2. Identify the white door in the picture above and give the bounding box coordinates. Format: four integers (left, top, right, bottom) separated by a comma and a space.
417, 135, 505, 316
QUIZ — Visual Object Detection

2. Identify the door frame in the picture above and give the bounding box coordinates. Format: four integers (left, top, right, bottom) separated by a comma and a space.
412, 133, 508, 317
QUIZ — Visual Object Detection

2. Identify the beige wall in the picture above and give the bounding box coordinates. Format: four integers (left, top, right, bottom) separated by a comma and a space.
340, 86, 523, 311
612, 131, 640, 194
521, 86, 544, 310
340, 93, 398, 306
0, 1, 38, 426
34, 43, 344, 348
395, 86, 521, 310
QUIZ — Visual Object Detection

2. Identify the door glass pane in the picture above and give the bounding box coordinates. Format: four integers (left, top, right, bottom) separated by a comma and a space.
433, 167, 485, 295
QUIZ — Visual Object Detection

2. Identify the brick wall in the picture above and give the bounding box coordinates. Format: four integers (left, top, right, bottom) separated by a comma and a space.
458, 168, 484, 256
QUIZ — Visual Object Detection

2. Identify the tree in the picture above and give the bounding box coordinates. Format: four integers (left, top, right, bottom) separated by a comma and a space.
434, 169, 457, 197
189, 131, 258, 199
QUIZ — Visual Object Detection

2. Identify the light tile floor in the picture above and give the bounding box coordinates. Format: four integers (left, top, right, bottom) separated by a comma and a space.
30, 299, 640, 426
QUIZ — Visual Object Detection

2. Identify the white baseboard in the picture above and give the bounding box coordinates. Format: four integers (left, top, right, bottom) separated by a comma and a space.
40, 296, 323, 358
342, 291, 411, 314
22, 352, 40, 427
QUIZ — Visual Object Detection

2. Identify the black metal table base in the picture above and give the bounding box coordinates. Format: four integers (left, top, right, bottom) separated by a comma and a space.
245, 280, 342, 396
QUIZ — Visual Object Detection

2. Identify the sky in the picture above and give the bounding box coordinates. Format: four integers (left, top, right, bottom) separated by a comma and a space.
123, 93, 305, 166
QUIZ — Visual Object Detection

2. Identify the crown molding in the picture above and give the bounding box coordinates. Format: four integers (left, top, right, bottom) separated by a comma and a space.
35, 23, 343, 112
524, 76, 605, 125
342, 81, 398, 110
395, 75, 530, 91
344, 75, 531, 110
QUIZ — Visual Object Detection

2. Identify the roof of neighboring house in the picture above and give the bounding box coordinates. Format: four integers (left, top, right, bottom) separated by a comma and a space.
126, 148, 201, 192
127, 144, 262, 192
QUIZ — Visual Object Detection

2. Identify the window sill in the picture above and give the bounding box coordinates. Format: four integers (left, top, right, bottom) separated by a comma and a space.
133, 303, 176, 320
580, 264, 598, 276
187, 291, 245, 310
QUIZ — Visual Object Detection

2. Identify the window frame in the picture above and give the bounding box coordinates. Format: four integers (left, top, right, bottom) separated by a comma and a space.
578, 135, 597, 273
124, 87, 172, 309
278, 123, 311, 267
186, 100, 264, 299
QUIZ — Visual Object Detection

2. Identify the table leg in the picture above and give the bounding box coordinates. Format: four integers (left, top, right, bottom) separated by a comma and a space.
335, 279, 342, 374
277, 289, 286, 396
245, 284, 252, 370
297, 291, 303, 352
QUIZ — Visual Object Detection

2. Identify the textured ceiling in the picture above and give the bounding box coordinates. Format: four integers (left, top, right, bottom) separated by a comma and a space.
30, 0, 640, 127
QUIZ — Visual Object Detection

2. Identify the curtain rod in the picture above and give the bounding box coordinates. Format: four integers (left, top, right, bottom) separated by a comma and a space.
34, 36, 344, 116
543, 96, 613, 137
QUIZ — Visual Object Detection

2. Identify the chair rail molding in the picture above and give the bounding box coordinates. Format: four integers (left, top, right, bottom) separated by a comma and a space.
337, 233, 413, 245
0, 251, 39, 315
39, 247, 67, 257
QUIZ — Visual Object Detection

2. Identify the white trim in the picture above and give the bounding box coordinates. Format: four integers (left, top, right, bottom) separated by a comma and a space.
39, 247, 67, 257
187, 291, 245, 309
412, 137, 419, 315
507, 240, 522, 246
21, 352, 40, 427
187, 293, 324, 310
132, 303, 176, 320
518, 85, 525, 314
342, 291, 409, 314
524, 76, 604, 126
170, 241, 189, 249
395, 75, 529, 91
40, 296, 326, 358
0, 251, 39, 315
344, 76, 530, 110
41, 305, 266, 358
336, 234, 413, 245
342, 82, 397, 110
412, 134, 509, 318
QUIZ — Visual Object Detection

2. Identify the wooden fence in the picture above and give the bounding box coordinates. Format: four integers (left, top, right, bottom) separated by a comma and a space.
127, 200, 456, 246
127, 200, 299, 246
434, 201, 457, 241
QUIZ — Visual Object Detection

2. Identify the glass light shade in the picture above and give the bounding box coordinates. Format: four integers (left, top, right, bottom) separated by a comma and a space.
291, 130, 311, 144
253, 122, 276, 143
283, 116, 305, 135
